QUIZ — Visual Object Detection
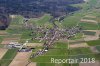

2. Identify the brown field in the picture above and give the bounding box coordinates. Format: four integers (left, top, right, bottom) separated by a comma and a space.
9, 52, 34, 66
84, 30, 99, 41
69, 42, 89, 48
79, 61, 100, 66
1, 38, 19, 45
0, 48, 8, 59
26, 43, 43, 47
27, 62, 36, 66
0, 31, 8, 36
80, 19, 97, 24
84, 15, 96, 18
84, 35, 99, 41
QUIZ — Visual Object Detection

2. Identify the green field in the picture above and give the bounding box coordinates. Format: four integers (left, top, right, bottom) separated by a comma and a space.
83, 31, 96, 35
0, 36, 3, 44
68, 48, 92, 55
94, 53, 100, 60
69, 33, 83, 40
10, 15, 24, 25
0, 49, 18, 66
62, 13, 82, 27
37, 63, 79, 66
95, 45, 100, 52
0, 44, 5, 48
79, 22, 99, 30
86, 40, 100, 46
29, 14, 53, 28
31, 42, 69, 65
68, 48, 96, 62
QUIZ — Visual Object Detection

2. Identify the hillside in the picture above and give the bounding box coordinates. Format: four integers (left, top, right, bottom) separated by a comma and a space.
0, 0, 85, 29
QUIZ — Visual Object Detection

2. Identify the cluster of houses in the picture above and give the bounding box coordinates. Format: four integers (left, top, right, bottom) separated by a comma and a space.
66, 26, 82, 39
21, 17, 82, 58
31, 28, 58, 58
31, 25, 82, 58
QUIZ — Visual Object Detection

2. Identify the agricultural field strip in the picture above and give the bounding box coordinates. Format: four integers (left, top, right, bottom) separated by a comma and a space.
0, 49, 18, 66
9, 52, 33, 66
80, 19, 98, 23
79, 14, 100, 30
0, 48, 8, 59
29, 52, 100, 57
0, 49, 18, 60
69, 43, 89, 48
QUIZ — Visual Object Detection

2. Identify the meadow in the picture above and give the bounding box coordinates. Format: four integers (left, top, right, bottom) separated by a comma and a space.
0, 49, 18, 66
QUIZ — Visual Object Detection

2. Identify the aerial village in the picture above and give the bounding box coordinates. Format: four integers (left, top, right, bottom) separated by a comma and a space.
0, 0, 100, 66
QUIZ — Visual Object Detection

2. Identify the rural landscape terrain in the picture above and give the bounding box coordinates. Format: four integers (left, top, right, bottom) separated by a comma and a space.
0, 0, 100, 66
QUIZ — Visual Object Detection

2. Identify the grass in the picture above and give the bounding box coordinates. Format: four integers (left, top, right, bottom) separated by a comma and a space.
31, 35, 100, 65
88, 0, 98, 8
6, 25, 27, 34
94, 53, 100, 61
29, 14, 52, 28
6, 15, 27, 34
21, 30, 32, 39
95, 45, 100, 52
0, 44, 5, 48
0, 36, 3, 44
98, 23, 100, 29
0, 49, 18, 66
60, 0, 100, 29
53, 42, 68, 49
29, 39, 42, 43
31, 42, 68, 63
19, 39, 42, 44
62, 13, 81, 27
68, 64, 79, 66
68, 48, 92, 55
67, 48, 97, 62
83, 31, 96, 35
37, 63, 79, 66
37, 63, 55, 66
86, 40, 100, 46
79, 22, 98, 30
10, 15, 24, 25
69, 33, 83, 40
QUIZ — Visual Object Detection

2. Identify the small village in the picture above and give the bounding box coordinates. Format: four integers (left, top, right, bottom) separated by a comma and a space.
0, 0, 100, 66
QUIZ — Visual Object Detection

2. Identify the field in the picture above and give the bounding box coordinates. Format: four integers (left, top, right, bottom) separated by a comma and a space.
29, 14, 53, 28
1, 38, 19, 45
68, 48, 92, 55
69, 33, 83, 40
0, 30, 8, 36
69, 43, 89, 48
0, 49, 18, 66
95, 46, 100, 52
31, 42, 69, 65
0, 36, 3, 44
9, 52, 32, 66
37, 63, 79, 66
0, 48, 8, 59
79, 61, 100, 66
86, 40, 100, 46
27, 62, 36, 66
79, 22, 99, 30
83, 31, 96, 35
